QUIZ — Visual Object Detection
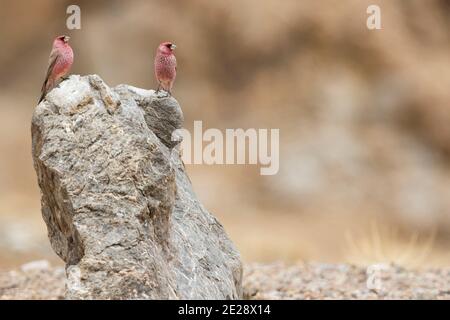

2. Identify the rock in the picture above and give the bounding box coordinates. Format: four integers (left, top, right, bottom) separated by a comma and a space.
31, 75, 242, 299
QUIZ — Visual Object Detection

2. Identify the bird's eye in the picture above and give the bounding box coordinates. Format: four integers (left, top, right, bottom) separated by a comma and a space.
166, 43, 172, 48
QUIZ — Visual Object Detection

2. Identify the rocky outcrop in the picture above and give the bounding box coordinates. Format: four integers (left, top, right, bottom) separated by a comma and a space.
31, 75, 242, 299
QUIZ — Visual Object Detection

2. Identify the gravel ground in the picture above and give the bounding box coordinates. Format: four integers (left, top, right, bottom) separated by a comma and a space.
244, 262, 450, 299
1, 261, 449, 299
0, 261, 65, 300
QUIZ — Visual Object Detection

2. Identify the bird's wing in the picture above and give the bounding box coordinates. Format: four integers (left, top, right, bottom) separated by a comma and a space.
38, 50, 59, 103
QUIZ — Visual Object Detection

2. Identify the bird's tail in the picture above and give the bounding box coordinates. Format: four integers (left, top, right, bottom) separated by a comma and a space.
38, 91, 46, 104
38, 79, 50, 104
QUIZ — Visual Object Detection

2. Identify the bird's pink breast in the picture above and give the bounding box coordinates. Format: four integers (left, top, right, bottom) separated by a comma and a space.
155, 53, 176, 81
53, 45, 74, 78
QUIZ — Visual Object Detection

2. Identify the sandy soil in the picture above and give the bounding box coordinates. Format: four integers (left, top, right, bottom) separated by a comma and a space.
1, 260, 449, 300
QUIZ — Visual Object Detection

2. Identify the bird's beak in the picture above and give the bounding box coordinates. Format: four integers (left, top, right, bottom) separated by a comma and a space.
64, 36, 70, 43
170, 44, 177, 50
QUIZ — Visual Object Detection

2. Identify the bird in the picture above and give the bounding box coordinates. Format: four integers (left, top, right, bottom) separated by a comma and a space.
154, 42, 177, 96
38, 35, 74, 103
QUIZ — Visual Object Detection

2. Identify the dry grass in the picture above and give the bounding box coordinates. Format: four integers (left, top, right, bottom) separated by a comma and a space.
344, 219, 449, 268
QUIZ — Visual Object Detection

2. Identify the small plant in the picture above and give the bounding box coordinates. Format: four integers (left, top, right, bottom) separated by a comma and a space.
344, 219, 436, 268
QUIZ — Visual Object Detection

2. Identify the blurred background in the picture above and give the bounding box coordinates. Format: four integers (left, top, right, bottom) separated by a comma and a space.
1, 0, 450, 269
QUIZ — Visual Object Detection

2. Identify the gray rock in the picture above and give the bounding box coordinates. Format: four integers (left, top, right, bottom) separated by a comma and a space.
31, 75, 242, 299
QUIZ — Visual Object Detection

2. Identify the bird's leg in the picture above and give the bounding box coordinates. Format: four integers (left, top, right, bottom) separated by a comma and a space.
56, 77, 69, 88
167, 90, 172, 97
156, 83, 161, 93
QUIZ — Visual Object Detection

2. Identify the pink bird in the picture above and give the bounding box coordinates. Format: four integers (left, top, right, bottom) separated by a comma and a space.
154, 42, 177, 96
38, 35, 74, 103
